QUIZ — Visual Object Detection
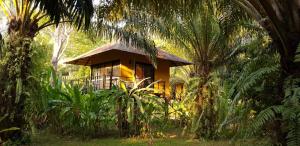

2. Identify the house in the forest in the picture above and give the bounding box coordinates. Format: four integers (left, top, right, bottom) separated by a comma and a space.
64, 42, 191, 98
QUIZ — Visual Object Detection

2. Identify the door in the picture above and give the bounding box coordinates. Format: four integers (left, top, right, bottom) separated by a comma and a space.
135, 63, 154, 86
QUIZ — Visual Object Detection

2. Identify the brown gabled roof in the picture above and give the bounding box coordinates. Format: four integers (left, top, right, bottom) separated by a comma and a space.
64, 42, 192, 66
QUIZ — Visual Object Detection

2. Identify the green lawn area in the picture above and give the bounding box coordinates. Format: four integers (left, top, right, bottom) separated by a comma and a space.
31, 133, 269, 146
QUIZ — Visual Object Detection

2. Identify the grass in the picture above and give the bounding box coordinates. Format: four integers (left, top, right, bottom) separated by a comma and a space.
31, 132, 270, 146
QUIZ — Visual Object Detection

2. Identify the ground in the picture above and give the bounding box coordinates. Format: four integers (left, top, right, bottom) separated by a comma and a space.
31, 133, 269, 146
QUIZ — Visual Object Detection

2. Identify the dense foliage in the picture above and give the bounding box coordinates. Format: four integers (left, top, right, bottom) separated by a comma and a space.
0, 0, 300, 146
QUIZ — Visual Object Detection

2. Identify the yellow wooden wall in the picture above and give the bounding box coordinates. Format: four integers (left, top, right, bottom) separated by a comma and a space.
154, 60, 170, 97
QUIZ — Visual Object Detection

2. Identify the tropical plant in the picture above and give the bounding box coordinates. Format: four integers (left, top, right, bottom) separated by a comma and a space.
114, 78, 163, 137
47, 84, 117, 137
249, 81, 300, 146
29, 69, 118, 137
232, 1, 300, 144
218, 53, 280, 137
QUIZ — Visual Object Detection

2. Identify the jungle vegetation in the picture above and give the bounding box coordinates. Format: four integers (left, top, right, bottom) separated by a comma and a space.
0, 0, 299, 146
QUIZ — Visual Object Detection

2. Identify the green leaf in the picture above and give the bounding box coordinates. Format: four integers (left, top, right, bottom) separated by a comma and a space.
133, 94, 145, 114
0, 127, 20, 133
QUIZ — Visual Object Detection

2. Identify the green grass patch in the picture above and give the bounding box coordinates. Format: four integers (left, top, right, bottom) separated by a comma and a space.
31, 132, 269, 146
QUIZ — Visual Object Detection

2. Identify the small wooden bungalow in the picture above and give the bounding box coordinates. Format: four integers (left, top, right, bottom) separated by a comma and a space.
65, 42, 191, 98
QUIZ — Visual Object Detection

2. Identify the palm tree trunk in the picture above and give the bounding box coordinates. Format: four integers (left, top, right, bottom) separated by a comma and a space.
0, 34, 33, 141
194, 70, 212, 139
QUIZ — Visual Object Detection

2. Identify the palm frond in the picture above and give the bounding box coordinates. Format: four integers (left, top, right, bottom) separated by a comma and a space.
36, 0, 94, 29
88, 20, 158, 66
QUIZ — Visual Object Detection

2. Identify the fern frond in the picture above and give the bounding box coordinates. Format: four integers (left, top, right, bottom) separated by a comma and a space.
220, 64, 279, 131
286, 115, 300, 146
294, 43, 300, 63
247, 105, 283, 137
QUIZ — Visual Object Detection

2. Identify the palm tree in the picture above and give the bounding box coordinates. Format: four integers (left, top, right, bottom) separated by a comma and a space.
146, 1, 237, 139
0, 0, 93, 140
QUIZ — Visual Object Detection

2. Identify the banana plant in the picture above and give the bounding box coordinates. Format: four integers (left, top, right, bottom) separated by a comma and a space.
115, 77, 163, 137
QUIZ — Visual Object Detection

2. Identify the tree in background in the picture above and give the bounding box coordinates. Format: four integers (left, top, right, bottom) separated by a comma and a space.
105, 0, 253, 139
51, 24, 73, 71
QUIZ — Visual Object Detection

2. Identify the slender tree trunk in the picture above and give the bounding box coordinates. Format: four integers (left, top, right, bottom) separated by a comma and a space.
132, 98, 141, 136
51, 25, 72, 72
164, 97, 169, 120
116, 96, 129, 137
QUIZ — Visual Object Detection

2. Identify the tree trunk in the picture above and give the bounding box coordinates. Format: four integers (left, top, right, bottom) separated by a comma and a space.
0, 35, 33, 141
0, 16, 39, 142
51, 24, 72, 72
164, 97, 169, 121
132, 98, 141, 136
194, 69, 216, 139
271, 34, 300, 145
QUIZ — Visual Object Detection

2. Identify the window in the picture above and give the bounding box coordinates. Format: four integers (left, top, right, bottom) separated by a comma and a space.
91, 61, 120, 77
91, 61, 120, 89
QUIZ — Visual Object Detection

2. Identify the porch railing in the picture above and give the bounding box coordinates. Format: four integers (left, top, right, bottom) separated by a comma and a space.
62, 75, 166, 96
